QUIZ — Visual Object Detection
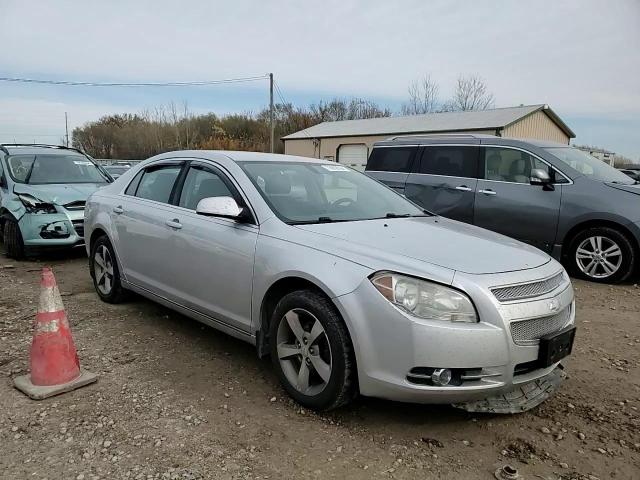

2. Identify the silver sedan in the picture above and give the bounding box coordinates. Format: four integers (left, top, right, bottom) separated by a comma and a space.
84, 151, 576, 412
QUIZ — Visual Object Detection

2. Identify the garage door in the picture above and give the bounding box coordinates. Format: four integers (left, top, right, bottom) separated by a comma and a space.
337, 144, 368, 171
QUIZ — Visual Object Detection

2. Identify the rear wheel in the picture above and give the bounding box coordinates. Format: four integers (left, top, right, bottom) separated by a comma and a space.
568, 227, 635, 283
2, 217, 25, 259
269, 290, 356, 411
90, 235, 128, 303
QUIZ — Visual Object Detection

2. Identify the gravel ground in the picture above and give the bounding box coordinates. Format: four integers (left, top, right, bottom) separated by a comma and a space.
0, 250, 638, 480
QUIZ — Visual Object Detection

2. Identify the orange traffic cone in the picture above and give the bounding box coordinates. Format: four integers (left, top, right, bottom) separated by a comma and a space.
13, 267, 97, 400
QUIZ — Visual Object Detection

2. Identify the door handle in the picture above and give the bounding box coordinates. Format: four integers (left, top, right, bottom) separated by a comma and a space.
478, 189, 497, 196
113, 205, 124, 214
455, 185, 473, 192
165, 219, 182, 230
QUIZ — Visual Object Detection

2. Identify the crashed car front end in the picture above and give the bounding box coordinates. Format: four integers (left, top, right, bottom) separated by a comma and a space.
6, 192, 85, 247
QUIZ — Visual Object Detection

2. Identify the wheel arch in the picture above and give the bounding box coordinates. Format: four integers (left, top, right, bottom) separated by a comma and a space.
255, 276, 353, 360
561, 219, 639, 259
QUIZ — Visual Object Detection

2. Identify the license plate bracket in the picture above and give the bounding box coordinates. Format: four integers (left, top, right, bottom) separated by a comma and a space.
538, 325, 576, 368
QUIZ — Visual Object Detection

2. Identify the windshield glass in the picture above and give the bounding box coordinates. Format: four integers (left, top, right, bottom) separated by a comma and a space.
545, 147, 636, 184
240, 161, 426, 223
7, 154, 109, 184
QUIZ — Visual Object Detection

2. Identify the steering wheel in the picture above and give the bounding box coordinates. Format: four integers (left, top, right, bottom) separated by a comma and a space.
330, 197, 356, 210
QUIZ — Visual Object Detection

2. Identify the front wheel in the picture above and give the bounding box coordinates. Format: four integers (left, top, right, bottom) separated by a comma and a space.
89, 235, 128, 303
568, 227, 636, 283
269, 290, 357, 411
2, 217, 25, 259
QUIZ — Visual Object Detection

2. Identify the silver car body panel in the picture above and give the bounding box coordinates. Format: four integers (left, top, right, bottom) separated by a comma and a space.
84, 150, 575, 404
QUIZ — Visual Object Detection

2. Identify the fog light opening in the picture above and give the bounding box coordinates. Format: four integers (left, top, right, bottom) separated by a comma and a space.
431, 368, 452, 386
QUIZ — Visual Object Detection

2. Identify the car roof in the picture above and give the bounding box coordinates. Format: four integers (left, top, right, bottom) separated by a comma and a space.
148, 150, 335, 165
0, 144, 87, 157
372, 134, 570, 149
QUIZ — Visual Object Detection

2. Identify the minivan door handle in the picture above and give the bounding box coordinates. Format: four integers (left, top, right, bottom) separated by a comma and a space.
478, 189, 497, 196
455, 185, 473, 192
113, 205, 124, 214
165, 219, 183, 230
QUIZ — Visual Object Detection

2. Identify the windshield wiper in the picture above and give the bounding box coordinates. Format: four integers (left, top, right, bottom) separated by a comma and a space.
24, 159, 38, 184
385, 212, 411, 218
289, 217, 349, 225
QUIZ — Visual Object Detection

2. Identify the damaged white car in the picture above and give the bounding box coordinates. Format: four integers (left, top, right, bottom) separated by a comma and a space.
0, 144, 112, 258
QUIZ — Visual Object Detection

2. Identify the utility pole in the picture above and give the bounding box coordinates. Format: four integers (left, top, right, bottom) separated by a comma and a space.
269, 73, 274, 153
64, 112, 69, 147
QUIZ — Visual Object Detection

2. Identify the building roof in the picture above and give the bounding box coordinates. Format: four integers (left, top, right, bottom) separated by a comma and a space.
282, 104, 575, 140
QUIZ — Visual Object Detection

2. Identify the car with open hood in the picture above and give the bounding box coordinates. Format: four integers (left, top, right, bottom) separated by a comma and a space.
84, 151, 576, 412
0, 144, 112, 258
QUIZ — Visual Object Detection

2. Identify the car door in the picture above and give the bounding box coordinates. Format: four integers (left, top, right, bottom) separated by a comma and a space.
364, 146, 418, 194
473, 146, 561, 252
164, 161, 258, 332
113, 161, 185, 295
404, 145, 480, 223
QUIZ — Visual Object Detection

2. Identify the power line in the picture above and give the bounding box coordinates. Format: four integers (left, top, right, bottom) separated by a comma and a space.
0, 75, 269, 87
273, 80, 313, 140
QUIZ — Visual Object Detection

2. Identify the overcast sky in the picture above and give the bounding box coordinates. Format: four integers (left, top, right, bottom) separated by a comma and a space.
1, 0, 639, 159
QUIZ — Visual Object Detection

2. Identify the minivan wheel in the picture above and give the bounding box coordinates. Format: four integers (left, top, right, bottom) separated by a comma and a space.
89, 235, 128, 303
568, 227, 635, 283
3, 217, 25, 259
269, 290, 356, 411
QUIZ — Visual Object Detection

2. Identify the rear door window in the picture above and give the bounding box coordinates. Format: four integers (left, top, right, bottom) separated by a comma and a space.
135, 165, 182, 203
419, 146, 479, 178
366, 147, 416, 172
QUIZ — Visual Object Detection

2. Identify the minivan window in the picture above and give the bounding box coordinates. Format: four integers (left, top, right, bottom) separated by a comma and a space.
179, 166, 234, 210
135, 166, 181, 203
366, 147, 415, 172
483, 147, 548, 184
545, 147, 635, 184
419, 146, 478, 178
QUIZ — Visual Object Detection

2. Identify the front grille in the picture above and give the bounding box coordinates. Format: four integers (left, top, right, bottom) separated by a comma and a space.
492, 272, 565, 302
510, 305, 572, 346
71, 220, 84, 238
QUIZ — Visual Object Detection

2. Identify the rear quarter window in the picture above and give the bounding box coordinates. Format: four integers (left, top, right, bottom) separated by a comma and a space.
366, 147, 416, 173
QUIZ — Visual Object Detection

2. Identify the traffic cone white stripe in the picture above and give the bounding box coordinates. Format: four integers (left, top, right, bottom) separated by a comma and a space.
38, 285, 65, 313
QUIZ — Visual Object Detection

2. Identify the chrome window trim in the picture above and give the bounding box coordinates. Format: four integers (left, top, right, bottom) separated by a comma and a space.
370, 143, 573, 185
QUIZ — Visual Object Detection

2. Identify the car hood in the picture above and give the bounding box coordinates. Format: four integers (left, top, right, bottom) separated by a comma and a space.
605, 182, 640, 196
13, 183, 106, 206
294, 216, 550, 275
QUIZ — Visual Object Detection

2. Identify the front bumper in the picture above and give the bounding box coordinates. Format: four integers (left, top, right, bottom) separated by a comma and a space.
334, 261, 575, 405
18, 209, 85, 247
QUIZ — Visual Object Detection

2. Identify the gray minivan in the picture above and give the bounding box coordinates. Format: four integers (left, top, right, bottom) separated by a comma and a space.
365, 135, 640, 283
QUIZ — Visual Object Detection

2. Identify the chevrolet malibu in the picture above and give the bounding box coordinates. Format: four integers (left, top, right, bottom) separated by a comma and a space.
84, 151, 576, 412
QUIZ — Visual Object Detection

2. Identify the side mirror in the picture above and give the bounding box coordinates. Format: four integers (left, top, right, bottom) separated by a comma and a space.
196, 196, 247, 221
530, 168, 551, 185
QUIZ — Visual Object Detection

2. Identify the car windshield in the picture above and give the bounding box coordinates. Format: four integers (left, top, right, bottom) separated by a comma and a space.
240, 161, 427, 224
545, 147, 636, 184
7, 154, 110, 184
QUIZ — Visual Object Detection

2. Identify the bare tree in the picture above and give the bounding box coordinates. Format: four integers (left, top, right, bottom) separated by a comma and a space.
444, 75, 495, 111
401, 74, 440, 115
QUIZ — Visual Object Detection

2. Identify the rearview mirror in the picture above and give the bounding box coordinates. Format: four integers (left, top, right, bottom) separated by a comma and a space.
530, 168, 551, 185
196, 196, 246, 221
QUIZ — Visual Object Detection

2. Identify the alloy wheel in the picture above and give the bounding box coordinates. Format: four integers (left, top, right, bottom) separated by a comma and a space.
94, 244, 115, 295
575, 235, 623, 279
276, 308, 332, 396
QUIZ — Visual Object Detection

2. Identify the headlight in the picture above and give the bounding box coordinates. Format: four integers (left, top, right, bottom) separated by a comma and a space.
371, 272, 478, 322
17, 194, 57, 214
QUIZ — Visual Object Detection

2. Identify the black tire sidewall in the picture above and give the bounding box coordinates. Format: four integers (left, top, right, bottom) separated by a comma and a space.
3, 218, 24, 259
568, 227, 635, 283
90, 235, 126, 303
269, 290, 353, 411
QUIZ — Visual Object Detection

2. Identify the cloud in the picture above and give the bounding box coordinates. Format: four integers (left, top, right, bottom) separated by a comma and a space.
1, 0, 639, 157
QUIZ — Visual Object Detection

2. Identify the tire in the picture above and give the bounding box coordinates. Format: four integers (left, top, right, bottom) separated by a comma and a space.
269, 290, 357, 411
89, 235, 128, 303
567, 226, 636, 283
3, 217, 25, 259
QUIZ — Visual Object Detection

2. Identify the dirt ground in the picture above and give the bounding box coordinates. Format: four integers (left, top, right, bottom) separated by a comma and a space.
0, 250, 638, 480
